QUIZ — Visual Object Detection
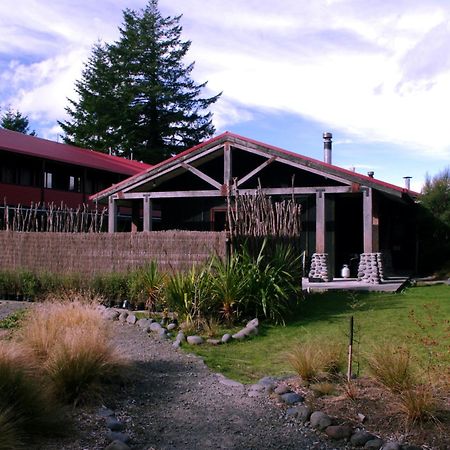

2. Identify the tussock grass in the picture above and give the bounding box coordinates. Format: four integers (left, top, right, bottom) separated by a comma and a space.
0, 342, 67, 449
286, 340, 345, 383
18, 299, 124, 405
365, 343, 415, 393
395, 384, 438, 425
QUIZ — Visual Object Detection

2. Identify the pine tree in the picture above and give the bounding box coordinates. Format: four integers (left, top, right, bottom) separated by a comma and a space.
1, 108, 36, 135
59, 0, 220, 163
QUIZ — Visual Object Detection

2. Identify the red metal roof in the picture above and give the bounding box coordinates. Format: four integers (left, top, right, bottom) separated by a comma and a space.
0, 128, 151, 175
90, 131, 419, 200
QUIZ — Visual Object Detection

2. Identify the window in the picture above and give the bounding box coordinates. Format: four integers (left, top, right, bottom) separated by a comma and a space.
44, 172, 53, 189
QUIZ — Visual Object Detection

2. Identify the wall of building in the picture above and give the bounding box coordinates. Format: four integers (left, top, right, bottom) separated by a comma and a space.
0, 231, 226, 274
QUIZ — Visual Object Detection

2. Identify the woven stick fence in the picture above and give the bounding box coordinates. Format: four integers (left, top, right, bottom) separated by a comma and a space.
1, 202, 107, 233
227, 184, 301, 238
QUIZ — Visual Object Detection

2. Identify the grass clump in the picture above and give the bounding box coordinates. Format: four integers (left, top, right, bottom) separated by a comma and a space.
0, 342, 67, 449
365, 343, 415, 393
395, 384, 438, 425
18, 299, 124, 405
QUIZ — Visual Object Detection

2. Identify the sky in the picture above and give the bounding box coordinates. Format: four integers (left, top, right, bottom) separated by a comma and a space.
1, 1, 450, 192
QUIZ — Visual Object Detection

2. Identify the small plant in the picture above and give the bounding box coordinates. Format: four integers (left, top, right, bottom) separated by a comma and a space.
365, 343, 415, 393
310, 381, 336, 397
395, 384, 438, 425
0, 310, 27, 330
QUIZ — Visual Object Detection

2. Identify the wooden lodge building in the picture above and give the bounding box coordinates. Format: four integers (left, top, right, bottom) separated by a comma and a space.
0, 128, 150, 210
91, 132, 419, 280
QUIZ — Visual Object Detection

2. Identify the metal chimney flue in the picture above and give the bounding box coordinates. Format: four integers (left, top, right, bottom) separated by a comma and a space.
323, 132, 332, 164
403, 176, 412, 190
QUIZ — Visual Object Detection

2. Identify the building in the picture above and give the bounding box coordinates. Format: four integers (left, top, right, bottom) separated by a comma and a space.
91, 132, 419, 279
0, 128, 150, 209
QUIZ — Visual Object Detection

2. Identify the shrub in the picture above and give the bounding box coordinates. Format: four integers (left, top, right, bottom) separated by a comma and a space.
128, 262, 166, 311
365, 343, 415, 393
395, 384, 438, 425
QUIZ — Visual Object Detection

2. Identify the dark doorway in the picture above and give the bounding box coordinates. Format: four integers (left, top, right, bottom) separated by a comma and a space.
211, 208, 227, 231
334, 195, 363, 277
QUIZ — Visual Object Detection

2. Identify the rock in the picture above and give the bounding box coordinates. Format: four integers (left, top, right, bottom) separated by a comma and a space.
216, 374, 243, 388
231, 330, 247, 340
364, 438, 384, 450
106, 417, 126, 432
325, 425, 353, 440
351, 431, 377, 447
246, 318, 259, 328
401, 446, 422, 450
126, 314, 137, 325
118, 311, 128, 322
187, 335, 204, 345
286, 407, 300, 418
97, 407, 115, 418
167, 323, 177, 331
221, 333, 232, 343
248, 390, 262, 397
103, 309, 120, 321
295, 405, 312, 423
280, 392, 304, 405
177, 331, 186, 342
137, 318, 151, 329
106, 431, 130, 444
158, 328, 169, 339
207, 338, 221, 345
357, 413, 366, 423
172, 340, 181, 349
274, 384, 290, 395
150, 322, 163, 332
105, 440, 131, 450
249, 383, 265, 393
381, 443, 401, 450
310, 411, 332, 430
258, 376, 277, 393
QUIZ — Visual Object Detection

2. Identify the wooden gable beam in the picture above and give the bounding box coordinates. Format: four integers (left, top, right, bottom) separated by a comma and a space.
180, 162, 222, 189
237, 156, 277, 187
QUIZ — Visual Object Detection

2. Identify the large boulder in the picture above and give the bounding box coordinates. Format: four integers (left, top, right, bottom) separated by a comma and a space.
310, 411, 332, 430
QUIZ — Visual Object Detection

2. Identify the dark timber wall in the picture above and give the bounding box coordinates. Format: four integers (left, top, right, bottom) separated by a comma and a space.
0, 231, 226, 274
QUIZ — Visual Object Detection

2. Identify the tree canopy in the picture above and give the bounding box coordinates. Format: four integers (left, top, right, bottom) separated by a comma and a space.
59, 0, 221, 164
420, 167, 450, 229
1, 108, 36, 136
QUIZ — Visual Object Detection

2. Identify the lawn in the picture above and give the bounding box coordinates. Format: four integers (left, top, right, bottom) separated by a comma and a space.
187, 284, 450, 383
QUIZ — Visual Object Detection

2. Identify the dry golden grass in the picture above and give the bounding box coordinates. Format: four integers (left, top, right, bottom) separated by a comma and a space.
365, 343, 415, 393
310, 381, 336, 397
395, 384, 439, 425
286, 340, 345, 384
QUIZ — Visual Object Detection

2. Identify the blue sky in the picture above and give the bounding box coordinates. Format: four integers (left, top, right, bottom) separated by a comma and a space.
1, 0, 450, 191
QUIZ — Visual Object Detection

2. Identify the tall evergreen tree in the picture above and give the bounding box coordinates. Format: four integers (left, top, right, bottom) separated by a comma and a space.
1, 108, 36, 135
59, 0, 221, 163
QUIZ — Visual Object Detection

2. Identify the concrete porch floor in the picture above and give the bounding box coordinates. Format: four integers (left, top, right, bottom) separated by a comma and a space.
302, 277, 409, 293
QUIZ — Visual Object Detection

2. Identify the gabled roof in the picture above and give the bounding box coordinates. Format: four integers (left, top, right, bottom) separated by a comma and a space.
90, 132, 419, 201
0, 128, 151, 175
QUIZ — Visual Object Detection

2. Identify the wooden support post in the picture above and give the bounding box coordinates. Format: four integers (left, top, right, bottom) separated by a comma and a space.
316, 190, 326, 253
363, 188, 379, 253
131, 201, 140, 232
143, 196, 152, 232
224, 142, 232, 185
108, 196, 117, 233
347, 315, 354, 382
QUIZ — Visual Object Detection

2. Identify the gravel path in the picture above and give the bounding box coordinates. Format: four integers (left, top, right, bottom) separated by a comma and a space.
0, 303, 345, 450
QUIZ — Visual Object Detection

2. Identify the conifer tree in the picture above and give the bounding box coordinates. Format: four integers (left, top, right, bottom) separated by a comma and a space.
1, 108, 36, 135
60, 0, 220, 163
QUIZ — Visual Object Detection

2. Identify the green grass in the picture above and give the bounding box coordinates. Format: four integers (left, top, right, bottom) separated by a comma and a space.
187, 285, 450, 383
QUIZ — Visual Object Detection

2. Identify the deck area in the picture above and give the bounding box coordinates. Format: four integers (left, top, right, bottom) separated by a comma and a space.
302, 277, 409, 293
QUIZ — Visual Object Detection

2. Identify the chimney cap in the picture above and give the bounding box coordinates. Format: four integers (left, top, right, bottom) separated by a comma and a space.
323, 132, 332, 139
367, 171, 374, 178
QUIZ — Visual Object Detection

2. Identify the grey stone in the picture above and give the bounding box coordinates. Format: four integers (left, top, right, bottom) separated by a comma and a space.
105, 440, 131, 450
231, 330, 247, 340
246, 318, 259, 328
221, 333, 232, 343
364, 439, 384, 450
248, 383, 265, 393
150, 322, 163, 332
280, 392, 304, 405
295, 405, 312, 423
248, 390, 262, 397
97, 407, 115, 418
106, 417, 125, 432
381, 443, 401, 450
207, 338, 221, 345
126, 314, 137, 325
103, 310, 120, 321
167, 323, 177, 331
351, 431, 377, 447
177, 331, 186, 342
216, 374, 243, 388
172, 340, 181, 349
106, 431, 130, 444
310, 411, 332, 430
274, 384, 290, 395
187, 335, 204, 345
286, 407, 300, 418
158, 329, 169, 339
325, 425, 353, 440
258, 376, 277, 393
118, 311, 128, 322
137, 318, 151, 329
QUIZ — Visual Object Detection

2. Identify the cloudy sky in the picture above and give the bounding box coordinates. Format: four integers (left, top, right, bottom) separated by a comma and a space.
1, 0, 450, 191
